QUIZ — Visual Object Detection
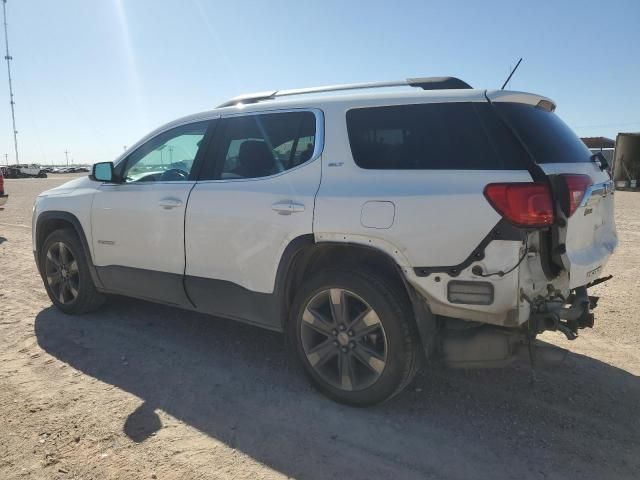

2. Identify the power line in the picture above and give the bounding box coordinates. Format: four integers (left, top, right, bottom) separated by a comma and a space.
574, 121, 640, 130
2, 0, 18, 166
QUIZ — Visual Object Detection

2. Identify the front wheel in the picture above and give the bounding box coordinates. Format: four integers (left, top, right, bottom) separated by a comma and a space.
289, 270, 421, 406
40, 229, 105, 314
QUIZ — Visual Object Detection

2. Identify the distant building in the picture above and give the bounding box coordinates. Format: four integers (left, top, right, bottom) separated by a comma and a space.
582, 137, 616, 176
581, 134, 640, 188
581, 137, 615, 149
612, 133, 640, 186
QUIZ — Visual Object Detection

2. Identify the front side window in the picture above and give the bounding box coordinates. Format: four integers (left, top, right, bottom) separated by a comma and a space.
122, 121, 209, 182
204, 111, 316, 180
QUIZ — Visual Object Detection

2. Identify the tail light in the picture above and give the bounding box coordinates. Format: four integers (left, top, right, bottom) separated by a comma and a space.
559, 174, 591, 217
484, 182, 554, 227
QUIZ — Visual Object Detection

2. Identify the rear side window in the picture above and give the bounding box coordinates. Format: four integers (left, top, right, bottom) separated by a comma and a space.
346, 103, 528, 170
494, 103, 592, 163
201, 111, 316, 180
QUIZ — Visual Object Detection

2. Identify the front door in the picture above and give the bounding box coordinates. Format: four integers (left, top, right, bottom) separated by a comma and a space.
91, 120, 214, 305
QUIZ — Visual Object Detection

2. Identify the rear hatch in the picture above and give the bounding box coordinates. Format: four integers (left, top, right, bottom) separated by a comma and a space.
487, 92, 617, 289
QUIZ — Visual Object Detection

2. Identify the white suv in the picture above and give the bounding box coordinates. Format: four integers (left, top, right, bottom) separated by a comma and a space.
33, 77, 617, 405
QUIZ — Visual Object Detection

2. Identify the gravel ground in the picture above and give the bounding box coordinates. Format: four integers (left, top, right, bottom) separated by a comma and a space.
0, 175, 639, 480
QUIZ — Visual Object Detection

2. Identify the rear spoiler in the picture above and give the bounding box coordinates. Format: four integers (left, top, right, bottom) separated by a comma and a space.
485, 90, 556, 112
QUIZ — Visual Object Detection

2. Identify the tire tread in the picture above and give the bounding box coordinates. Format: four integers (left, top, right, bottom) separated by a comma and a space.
289, 268, 421, 405
40, 228, 105, 314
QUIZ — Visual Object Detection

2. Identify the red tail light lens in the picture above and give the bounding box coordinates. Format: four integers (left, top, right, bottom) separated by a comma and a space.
484, 183, 554, 227
561, 174, 591, 217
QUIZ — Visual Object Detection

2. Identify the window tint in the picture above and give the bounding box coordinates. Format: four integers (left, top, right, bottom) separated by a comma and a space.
494, 103, 592, 163
204, 111, 316, 180
346, 102, 528, 170
122, 121, 209, 182
474, 104, 530, 169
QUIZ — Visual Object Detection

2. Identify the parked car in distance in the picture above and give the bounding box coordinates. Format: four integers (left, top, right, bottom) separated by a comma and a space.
32, 76, 617, 405
2, 164, 47, 178
53, 166, 90, 174
0, 169, 7, 207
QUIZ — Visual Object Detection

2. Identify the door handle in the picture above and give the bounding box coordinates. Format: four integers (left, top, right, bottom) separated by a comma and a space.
158, 198, 183, 209
272, 200, 305, 215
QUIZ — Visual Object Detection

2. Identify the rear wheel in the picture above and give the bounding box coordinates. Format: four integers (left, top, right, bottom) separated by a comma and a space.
289, 270, 420, 406
41, 229, 105, 314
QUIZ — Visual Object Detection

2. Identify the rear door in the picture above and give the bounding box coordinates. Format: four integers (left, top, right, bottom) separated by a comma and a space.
184, 109, 322, 328
490, 96, 617, 288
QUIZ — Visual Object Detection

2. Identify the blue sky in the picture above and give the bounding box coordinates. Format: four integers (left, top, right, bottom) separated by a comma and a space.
1, 0, 639, 165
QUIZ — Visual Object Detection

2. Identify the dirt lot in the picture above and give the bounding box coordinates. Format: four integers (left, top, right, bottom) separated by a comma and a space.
0, 175, 639, 480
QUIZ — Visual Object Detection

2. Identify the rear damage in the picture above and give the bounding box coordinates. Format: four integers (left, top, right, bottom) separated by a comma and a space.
520, 177, 616, 340
412, 199, 616, 368
407, 92, 618, 367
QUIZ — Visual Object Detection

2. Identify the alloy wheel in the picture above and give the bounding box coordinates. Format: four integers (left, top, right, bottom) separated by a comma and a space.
45, 241, 80, 305
300, 288, 388, 391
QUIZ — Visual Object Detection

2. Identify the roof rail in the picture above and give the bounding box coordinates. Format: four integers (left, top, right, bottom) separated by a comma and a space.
217, 76, 472, 108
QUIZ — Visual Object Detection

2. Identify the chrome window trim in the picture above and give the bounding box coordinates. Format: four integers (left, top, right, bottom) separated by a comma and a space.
99, 180, 197, 187
112, 115, 221, 169
579, 179, 615, 208
196, 107, 324, 184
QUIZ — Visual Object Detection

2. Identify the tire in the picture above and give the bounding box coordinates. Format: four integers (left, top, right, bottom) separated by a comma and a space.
288, 269, 421, 406
40, 228, 106, 314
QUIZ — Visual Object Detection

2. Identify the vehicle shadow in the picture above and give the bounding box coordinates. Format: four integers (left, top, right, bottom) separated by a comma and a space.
35, 298, 640, 480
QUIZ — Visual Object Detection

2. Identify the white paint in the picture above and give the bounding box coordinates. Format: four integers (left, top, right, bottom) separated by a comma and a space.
360, 201, 395, 229
185, 158, 321, 293
31, 85, 618, 329
91, 182, 194, 274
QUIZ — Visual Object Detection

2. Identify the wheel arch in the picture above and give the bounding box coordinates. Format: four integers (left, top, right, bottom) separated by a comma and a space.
35, 211, 103, 289
275, 237, 436, 357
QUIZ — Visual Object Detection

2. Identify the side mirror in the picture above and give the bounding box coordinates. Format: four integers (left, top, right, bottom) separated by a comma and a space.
90, 162, 116, 182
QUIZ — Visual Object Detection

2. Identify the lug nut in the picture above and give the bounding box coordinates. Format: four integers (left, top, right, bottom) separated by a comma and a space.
341, 347, 348, 353
348, 330, 354, 337
332, 329, 338, 336
333, 341, 339, 347
349, 341, 356, 349
339, 325, 346, 331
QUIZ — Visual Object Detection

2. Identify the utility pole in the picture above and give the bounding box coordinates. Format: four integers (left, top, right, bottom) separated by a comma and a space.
158, 145, 166, 165
2, 0, 19, 165
64, 150, 69, 166
3, 152, 7, 165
